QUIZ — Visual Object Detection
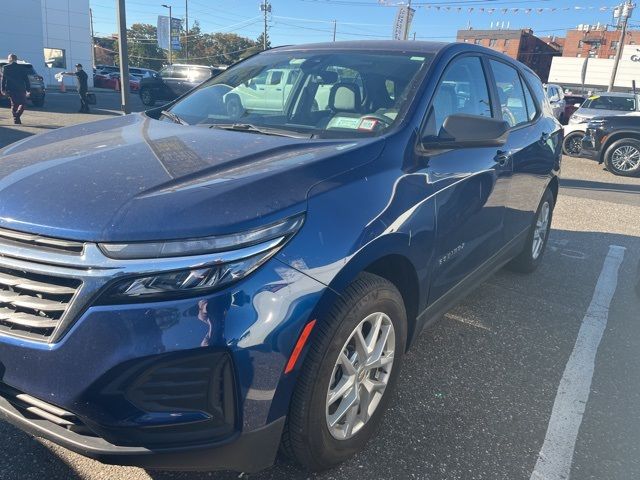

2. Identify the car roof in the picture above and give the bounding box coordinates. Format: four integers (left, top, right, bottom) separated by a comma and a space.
273, 40, 449, 54
591, 91, 637, 97
266, 40, 536, 76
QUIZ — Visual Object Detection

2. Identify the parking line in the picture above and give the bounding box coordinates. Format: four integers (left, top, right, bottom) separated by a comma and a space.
530, 245, 626, 480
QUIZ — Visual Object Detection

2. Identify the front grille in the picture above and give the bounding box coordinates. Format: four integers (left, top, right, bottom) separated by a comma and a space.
0, 383, 93, 435
0, 267, 82, 339
0, 227, 84, 254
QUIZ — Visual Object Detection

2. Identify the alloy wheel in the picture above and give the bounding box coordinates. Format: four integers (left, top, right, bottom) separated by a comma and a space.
532, 201, 550, 260
611, 145, 640, 172
326, 312, 395, 440
566, 134, 583, 156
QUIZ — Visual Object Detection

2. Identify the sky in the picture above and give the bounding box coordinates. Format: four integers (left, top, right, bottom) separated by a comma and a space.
90, 0, 637, 46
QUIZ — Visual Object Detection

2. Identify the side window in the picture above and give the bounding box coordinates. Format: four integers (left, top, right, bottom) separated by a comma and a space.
428, 56, 492, 135
489, 60, 529, 128
269, 71, 283, 85
159, 67, 173, 78
286, 70, 300, 85
172, 66, 189, 79
189, 67, 212, 82
521, 76, 539, 121
253, 70, 268, 85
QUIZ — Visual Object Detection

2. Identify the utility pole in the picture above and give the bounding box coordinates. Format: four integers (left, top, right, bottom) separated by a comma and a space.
89, 8, 95, 68
403, 0, 412, 41
162, 4, 173, 65
260, 0, 271, 50
116, 0, 131, 114
608, 0, 634, 92
185, 0, 189, 62
332, 20, 337, 41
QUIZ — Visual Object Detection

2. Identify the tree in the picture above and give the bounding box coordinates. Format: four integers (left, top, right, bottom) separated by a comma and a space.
127, 23, 167, 70
256, 32, 271, 50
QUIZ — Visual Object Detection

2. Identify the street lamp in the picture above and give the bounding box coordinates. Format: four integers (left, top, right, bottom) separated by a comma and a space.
162, 4, 173, 65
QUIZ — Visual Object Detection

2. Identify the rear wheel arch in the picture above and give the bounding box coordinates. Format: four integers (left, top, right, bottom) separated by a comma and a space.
600, 131, 640, 163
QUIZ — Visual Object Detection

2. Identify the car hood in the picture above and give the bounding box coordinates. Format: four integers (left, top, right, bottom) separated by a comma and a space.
574, 108, 640, 120
0, 114, 384, 242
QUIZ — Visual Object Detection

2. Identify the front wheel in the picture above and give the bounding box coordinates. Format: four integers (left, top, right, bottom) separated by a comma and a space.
562, 131, 584, 157
282, 272, 407, 471
603, 138, 640, 177
507, 188, 555, 274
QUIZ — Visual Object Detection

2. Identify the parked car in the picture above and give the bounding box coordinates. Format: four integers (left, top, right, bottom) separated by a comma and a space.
0, 41, 561, 473
562, 92, 640, 156
129, 67, 157, 78
94, 71, 141, 92
544, 83, 565, 122
581, 115, 640, 176
562, 94, 586, 123
0, 61, 46, 107
139, 64, 226, 106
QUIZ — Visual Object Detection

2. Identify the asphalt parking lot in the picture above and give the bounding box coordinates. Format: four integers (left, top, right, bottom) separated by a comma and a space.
0, 93, 639, 479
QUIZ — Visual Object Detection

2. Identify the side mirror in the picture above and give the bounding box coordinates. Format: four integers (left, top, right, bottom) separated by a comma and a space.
574, 103, 582, 108
422, 114, 509, 149
549, 96, 560, 103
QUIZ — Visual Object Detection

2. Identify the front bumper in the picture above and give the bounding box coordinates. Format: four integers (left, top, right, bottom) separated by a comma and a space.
0, 246, 327, 470
0, 387, 285, 472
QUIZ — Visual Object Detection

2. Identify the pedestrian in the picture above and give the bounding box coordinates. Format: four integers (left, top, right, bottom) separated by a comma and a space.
0, 53, 30, 125
63, 64, 90, 113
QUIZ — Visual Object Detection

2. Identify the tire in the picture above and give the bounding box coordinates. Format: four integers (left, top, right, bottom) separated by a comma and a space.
282, 272, 407, 471
140, 88, 155, 106
226, 95, 243, 119
603, 138, 640, 177
507, 188, 555, 274
31, 97, 45, 108
562, 131, 584, 157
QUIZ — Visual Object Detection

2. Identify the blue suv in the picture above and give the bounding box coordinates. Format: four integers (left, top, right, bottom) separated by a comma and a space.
0, 41, 561, 472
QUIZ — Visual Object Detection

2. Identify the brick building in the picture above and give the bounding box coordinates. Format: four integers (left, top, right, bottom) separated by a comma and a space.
551, 24, 640, 59
456, 29, 559, 81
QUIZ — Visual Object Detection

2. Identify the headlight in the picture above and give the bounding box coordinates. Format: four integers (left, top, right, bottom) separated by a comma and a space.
98, 215, 304, 300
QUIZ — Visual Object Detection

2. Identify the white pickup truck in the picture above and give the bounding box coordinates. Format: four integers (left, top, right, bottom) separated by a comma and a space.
224, 67, 335, 118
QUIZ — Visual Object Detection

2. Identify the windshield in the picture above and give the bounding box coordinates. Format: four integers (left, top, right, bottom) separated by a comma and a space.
166, 50, 433, 137
581, 95, 636, 111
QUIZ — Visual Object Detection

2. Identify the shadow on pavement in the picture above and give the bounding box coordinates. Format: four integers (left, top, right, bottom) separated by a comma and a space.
561, 177, 640, 194
0, 423, 83, 480
0, 126, 33, 146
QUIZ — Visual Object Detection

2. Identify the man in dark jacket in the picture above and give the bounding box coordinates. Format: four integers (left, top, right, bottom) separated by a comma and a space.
1, 54, 30, 124
63, 64, 90, 113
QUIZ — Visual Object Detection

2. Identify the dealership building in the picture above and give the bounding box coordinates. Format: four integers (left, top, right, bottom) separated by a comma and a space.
548, 44, 640, 92
2, 0, 92, 88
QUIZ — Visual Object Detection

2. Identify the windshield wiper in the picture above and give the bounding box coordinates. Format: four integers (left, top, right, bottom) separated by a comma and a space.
160, 110, 188, 125
207, 123, 310, 138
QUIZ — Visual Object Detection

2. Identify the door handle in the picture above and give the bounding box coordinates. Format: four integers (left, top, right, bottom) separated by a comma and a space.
494, 150, 511, 167
540, 131, 550, 142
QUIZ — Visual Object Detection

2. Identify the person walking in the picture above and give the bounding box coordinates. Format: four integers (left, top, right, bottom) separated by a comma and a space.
1, 54, 30, 124
63, 64, 90, 113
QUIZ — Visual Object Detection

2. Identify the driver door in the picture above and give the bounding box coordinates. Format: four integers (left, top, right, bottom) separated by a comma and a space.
413, 55, 513, 304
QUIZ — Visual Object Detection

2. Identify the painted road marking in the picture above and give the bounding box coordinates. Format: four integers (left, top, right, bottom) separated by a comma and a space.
530, 245, 626, 480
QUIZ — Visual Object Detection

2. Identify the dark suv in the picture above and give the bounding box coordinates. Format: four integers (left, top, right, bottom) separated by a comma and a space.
0, 61, 46, 107
0, 41, 561, 473
139, 64, 225, 106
